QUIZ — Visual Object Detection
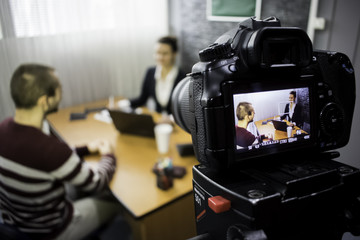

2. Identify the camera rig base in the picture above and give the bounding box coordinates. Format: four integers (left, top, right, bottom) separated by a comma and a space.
192, 152, 360, 240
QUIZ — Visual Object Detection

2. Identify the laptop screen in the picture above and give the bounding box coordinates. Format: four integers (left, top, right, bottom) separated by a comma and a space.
108, 110, 155, 138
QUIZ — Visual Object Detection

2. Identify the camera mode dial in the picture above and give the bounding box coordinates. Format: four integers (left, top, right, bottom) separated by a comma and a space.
199, 42, 232, 62
319, 102, 345, 138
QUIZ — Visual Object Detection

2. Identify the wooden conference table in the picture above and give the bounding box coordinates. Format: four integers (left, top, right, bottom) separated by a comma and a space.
47, 99, 198, 240
255, 116, 308, 141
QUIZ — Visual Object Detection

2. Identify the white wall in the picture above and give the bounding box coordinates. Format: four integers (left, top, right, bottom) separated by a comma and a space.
233, 90, 290, 122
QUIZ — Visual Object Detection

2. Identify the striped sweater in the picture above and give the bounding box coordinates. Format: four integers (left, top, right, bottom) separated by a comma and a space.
0, 118, 116, 239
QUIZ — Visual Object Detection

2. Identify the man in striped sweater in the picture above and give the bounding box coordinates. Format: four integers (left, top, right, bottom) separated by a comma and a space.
0, 64, 124, 239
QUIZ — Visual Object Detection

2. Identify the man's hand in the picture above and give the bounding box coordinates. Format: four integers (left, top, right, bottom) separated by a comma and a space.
87, 140, 113, 155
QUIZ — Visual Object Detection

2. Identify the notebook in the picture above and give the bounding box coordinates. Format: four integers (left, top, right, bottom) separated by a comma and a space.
108, 109, 155, 138
271, 120, 288, 132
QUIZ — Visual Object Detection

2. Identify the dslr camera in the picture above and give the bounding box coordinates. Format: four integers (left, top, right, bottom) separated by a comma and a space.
172, 17, 359, 240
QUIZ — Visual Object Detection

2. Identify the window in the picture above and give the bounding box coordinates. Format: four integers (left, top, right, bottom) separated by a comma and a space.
207, 0, 262, 22
9, 0, 116, 37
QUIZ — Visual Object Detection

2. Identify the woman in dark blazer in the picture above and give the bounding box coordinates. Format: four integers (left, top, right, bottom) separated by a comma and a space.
280, 91, 303, 128
119, 36, 185, 114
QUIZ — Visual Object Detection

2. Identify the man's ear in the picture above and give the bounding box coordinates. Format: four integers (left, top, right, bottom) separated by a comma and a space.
244, 114, 249, 122
37, 95, 48, 109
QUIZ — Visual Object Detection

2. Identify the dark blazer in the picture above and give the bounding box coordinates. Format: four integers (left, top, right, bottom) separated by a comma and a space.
281, 103, 303, 128
130, 67, 185, 114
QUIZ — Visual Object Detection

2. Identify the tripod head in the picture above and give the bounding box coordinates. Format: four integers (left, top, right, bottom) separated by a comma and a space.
191, 152, 360, 240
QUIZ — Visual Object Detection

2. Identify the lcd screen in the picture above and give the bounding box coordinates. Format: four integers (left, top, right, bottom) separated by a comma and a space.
233, 87, 311, 152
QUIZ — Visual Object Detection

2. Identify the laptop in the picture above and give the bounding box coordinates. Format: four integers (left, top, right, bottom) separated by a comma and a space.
271, 120, 288, 132
108, 109, 155, 138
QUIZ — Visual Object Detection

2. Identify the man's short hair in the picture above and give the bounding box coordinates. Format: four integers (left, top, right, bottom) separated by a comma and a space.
10, 64, 58, 109
236, 102, 253, 121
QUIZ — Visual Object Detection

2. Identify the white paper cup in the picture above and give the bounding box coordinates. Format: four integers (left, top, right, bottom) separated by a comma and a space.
154, 124, 173, 154
287, 126, 292, 138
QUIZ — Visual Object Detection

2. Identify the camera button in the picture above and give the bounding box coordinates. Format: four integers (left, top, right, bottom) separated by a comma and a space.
228, 64, 237, 72
208, 196, 231, 213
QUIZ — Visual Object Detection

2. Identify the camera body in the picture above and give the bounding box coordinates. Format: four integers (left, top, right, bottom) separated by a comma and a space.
171, 16, 358, 240
172, 17, 356, 170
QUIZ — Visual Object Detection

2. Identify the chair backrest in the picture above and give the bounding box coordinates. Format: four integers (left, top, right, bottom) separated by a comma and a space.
0, 223, 30, 240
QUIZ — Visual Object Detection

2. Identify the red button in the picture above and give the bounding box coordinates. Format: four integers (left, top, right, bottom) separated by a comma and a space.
208, 196, 231, 213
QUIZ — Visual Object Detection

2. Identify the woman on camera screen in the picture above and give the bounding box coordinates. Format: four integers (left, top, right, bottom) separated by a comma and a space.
280, 91, 303, 128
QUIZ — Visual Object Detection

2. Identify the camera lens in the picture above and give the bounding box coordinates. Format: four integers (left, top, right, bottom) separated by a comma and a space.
171, 77, 192, 133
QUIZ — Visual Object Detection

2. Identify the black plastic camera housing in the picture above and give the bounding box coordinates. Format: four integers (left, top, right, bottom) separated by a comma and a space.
172, 16, 356, 170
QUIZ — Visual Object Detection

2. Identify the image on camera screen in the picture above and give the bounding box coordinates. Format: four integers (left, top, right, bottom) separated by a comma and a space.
233, 87, 311, 152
